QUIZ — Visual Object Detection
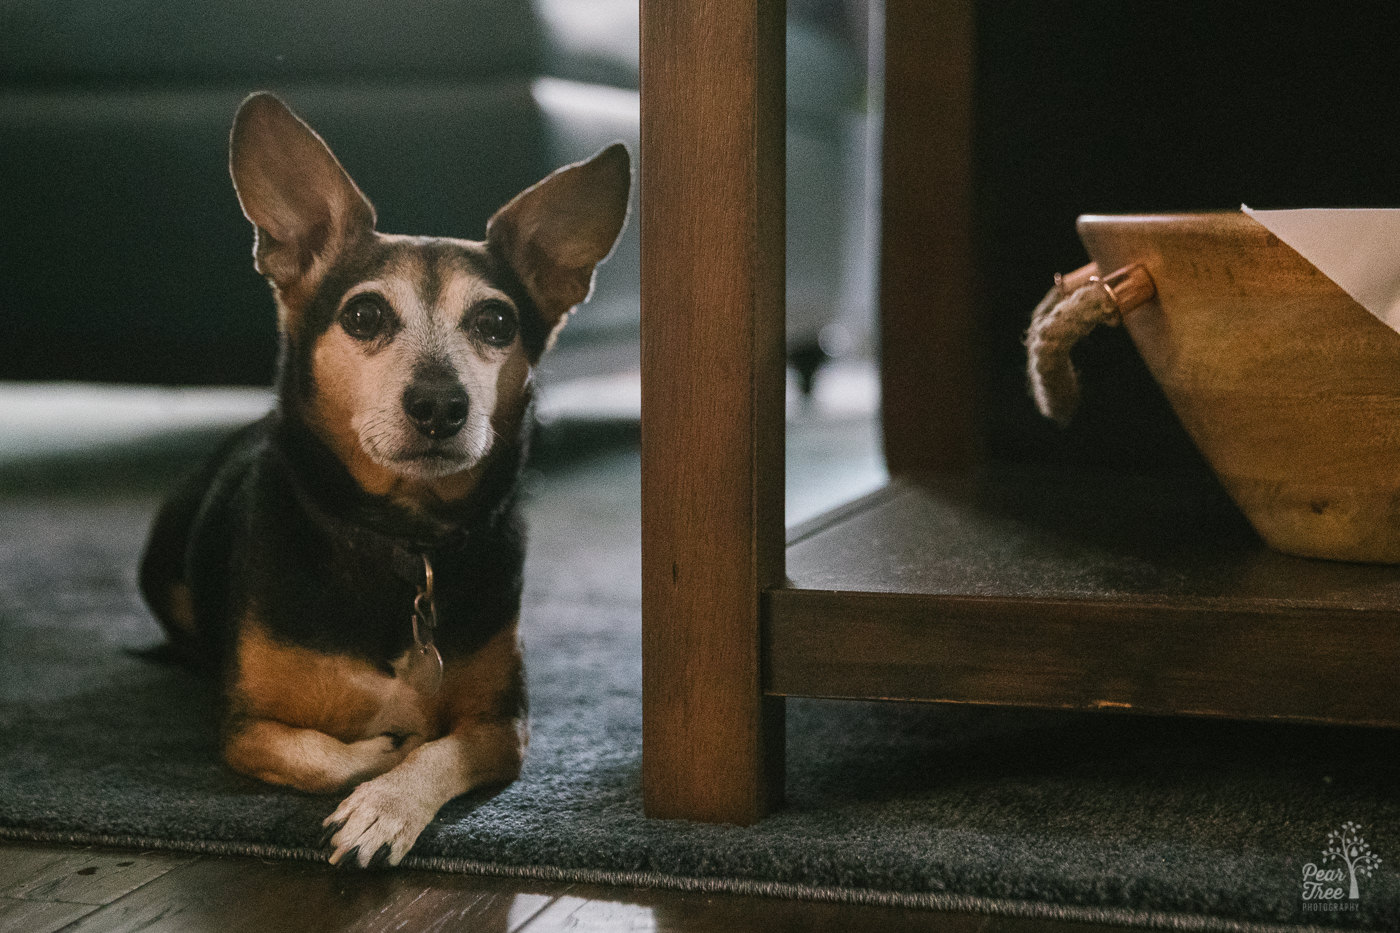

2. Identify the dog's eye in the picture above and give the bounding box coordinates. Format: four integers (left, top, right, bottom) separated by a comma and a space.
471, 302, 518, 347
340, 295, 387, 341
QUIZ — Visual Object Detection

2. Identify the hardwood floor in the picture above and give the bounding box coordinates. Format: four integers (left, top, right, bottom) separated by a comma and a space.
0, 842, 1140, 933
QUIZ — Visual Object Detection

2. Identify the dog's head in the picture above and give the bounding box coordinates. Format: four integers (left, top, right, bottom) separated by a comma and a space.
228, 93, 631, 498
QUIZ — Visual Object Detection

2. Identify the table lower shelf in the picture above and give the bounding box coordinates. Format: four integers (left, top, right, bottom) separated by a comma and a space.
764, 471, 1400, 727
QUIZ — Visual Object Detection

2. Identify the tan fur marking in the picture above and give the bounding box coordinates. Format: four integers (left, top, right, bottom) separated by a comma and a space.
305, 351, 425, 499
232, 617, 431, 744
440, 619, 527, 731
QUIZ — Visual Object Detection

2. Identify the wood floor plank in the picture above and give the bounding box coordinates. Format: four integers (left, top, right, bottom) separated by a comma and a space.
0, 895, 97, 933
0, 844, 191, 907
518, 884, 992, 933
58, 856, 563, 933
0, 848, 72, 897
0, 844, 1188, 933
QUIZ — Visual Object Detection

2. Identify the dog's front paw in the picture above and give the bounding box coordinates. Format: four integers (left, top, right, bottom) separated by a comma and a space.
321, 774, 438, 868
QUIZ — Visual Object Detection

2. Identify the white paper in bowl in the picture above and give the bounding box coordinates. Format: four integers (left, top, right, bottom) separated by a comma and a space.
1242, 205, 1400, 332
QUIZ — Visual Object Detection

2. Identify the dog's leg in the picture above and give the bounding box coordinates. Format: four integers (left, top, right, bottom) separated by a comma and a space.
140, 418, 267, 669
323, 622, 527, 867
323, 717, 525, 867
225, 719, 412, 794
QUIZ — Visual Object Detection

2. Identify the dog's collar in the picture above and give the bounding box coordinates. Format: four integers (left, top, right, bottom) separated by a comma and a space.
266, 394, 531, 566
281, 474, 451, 693
295, 480, 470, 577
268, 436, 473, 569
386, 540, 456, 588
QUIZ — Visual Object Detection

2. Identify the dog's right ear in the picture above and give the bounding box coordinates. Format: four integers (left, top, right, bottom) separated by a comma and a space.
229, 92, 376, 295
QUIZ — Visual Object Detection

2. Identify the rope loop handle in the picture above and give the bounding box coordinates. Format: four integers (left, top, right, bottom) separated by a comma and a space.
1025, 262, 1156, 426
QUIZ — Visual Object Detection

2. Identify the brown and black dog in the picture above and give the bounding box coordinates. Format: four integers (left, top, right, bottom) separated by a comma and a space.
139, 92, 630, 868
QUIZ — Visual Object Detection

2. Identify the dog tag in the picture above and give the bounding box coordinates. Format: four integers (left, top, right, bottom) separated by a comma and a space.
404, 638, 444, 695
405, 555, 444, 694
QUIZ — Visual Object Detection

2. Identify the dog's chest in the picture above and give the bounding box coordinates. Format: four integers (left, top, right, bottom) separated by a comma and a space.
232, 622, 437, 742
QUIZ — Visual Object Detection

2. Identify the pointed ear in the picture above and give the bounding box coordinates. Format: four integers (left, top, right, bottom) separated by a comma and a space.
228, 92, 376, 291
486, 143, 632, 334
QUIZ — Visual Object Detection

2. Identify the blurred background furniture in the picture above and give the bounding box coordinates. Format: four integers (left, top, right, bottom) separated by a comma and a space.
0, 0, 874, 390
640, 0, 1400, 824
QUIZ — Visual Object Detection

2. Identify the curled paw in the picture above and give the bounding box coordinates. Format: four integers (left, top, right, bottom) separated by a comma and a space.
321, 776, 436, 868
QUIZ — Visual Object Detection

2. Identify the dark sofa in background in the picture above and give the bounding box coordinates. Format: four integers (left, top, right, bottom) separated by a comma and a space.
0, 0, 872, 388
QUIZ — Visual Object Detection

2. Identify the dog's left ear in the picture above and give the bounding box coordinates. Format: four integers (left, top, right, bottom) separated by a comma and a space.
486, 143, 632, 337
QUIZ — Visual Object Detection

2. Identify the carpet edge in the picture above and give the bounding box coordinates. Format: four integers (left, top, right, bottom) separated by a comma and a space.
0, 826, 1360, 933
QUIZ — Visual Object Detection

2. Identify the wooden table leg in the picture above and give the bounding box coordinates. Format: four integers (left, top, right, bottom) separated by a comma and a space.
639, 0, 787, 823
880, 0, 979, 474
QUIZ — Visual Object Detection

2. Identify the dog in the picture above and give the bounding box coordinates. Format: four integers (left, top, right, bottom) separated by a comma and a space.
138, 92, 630, 868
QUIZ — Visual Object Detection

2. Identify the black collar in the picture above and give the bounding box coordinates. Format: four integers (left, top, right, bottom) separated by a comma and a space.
263, 395, 532, 572
266, 413, 524, 589
273, 448, 470, 588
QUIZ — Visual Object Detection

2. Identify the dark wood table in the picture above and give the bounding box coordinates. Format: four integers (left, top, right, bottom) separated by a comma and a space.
638, 0, 1400, 825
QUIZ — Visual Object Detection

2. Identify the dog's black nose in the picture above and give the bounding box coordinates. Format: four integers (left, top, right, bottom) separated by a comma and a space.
403, 374, 469, 440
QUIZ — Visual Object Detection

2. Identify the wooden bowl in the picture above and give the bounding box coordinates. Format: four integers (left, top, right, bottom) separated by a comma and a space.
1077, 212, 1400, 563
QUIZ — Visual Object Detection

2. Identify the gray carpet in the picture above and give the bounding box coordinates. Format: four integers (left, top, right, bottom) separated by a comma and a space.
1, 398, 1398, 933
